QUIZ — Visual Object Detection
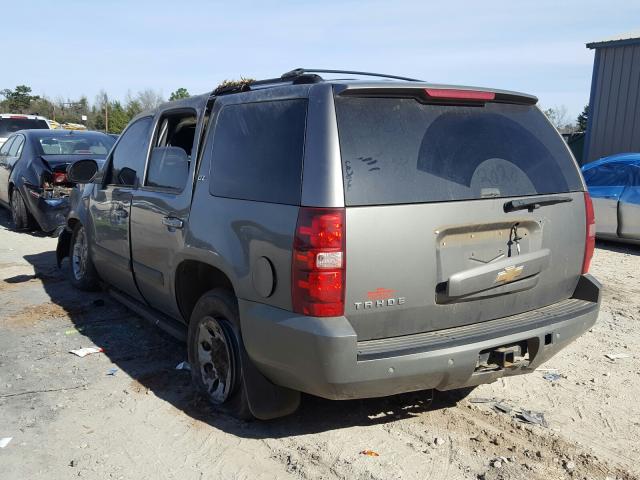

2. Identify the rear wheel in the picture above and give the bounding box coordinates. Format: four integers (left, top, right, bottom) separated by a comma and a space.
188, 289, 251, 419
68, 223, 100, 291
10, 189, 34, 231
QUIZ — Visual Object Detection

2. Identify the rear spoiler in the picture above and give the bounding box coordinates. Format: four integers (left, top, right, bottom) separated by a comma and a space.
336, 86, 538, 106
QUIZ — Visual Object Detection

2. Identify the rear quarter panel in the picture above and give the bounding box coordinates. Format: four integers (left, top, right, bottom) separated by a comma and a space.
184, 188, 298, 310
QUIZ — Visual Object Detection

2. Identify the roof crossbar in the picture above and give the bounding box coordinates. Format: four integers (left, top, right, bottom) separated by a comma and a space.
281, 68, 422, 82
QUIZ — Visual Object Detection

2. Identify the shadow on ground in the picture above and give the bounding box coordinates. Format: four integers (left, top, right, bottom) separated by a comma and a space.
596, 239, 640, 256
1, 207, 462, 439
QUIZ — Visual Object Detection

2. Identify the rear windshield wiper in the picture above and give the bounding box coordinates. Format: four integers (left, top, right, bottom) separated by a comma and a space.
503, 196, 572, 213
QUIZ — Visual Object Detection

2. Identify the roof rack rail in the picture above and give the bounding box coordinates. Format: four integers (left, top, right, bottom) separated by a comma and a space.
212, 68, 422, 96
281, 68, 422, 82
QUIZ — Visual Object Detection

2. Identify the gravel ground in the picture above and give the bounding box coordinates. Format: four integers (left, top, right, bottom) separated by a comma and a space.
0, 209, 638, 480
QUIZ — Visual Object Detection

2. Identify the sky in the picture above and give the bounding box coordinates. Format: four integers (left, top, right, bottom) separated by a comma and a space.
4, 0, 640, 119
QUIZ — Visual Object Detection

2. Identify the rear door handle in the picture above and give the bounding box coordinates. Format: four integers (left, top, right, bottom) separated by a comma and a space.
162, 216, 183, 230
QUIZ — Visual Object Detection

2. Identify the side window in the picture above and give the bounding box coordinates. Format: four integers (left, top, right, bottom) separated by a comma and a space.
9, 136, 25, 157
208, 100, 307, 205
0, 137, 15, 156
628, 165, 640, 187
583, 163, 629, 187
106, 116, 153, 186
145, 110, 197, 191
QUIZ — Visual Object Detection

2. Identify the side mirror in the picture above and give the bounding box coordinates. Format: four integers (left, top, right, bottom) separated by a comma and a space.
67, 159, 99, 183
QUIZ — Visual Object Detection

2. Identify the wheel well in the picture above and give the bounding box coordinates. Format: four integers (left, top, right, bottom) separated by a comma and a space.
175, 261, 235, 323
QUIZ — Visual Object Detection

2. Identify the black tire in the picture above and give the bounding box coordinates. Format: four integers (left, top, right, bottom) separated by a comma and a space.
188, 289, 252, 420
10, 188, 34, 231
68, 223, 100, 291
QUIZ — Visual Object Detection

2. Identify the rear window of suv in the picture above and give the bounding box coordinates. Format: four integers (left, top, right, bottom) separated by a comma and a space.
335, 97, 583, 206
208, 99, 307, 205
0, 118, 49, 137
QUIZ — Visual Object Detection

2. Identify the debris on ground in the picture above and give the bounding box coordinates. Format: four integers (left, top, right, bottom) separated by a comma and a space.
470, 398, 549, 428
516, 410, 548, 427
563, 460, 576, 471
434, 437, 446, 446
69, 347, 104, 358
0, 437, 13, 448
64, 327, 84, 336
604, 353, 631, 361
360, 449, 380, 457
493, 402, 512, 414
106, 368, 118, 376
542, 372, 562, 382
175, 361, 191, 371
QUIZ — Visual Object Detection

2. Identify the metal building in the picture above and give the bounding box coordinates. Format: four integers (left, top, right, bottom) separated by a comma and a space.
584, 31, 640, 164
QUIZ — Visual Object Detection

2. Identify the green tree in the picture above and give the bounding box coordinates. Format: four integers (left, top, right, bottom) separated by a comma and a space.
28, 96, 55, 118
0, 85, 40, 113
124, 91, 143, 119
169, 87, 190, 101
576, 104, 589, 131
106, 101, 130, 134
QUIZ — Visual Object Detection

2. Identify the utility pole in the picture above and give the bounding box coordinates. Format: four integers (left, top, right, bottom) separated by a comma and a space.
104, 94, 109, 133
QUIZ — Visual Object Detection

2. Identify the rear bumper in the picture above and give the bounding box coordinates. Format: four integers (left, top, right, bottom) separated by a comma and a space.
240, 275, 601, 400
25, 191, 69, 233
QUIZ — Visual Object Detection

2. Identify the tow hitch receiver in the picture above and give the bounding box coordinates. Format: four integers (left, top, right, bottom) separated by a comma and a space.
476, 342, 529, 372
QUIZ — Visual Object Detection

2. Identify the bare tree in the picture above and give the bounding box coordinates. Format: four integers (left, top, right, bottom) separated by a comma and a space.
543, 105, 573, 130
136, 89, 164, 111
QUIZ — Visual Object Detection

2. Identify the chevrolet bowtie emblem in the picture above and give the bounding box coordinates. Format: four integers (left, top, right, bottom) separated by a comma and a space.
495, 265, 524, 283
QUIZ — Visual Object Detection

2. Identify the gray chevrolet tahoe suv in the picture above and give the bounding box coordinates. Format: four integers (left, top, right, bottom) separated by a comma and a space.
58, 69, 601, 420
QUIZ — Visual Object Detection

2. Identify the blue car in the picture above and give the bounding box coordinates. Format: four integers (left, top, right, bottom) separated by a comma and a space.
582, 153, 640, 243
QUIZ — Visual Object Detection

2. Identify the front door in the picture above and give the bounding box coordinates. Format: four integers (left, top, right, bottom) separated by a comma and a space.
130, 101, 208, 319
89, 116, 153, 301
0, 135, 24, 204
619, 165, 640, 240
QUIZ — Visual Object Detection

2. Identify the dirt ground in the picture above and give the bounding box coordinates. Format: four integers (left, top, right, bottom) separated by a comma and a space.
1, 209, 638, 480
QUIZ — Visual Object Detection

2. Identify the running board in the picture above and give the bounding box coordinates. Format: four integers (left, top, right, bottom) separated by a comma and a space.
109, 289, 187, 342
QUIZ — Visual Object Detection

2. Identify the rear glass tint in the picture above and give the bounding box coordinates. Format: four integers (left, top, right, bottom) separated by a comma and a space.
0, 118, 49, 137
208, 100, 307, 205
335, 97, 583, 206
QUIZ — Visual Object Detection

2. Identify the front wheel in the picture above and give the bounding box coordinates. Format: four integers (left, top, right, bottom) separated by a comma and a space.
68, 223, 100, 291
188, 289, 251, 419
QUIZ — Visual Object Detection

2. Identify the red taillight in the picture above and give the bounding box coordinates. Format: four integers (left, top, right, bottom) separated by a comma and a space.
424, 88, 495, 101
53, 172, 68, 184
292, 207, 345, 317
582, 192, 596, 274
